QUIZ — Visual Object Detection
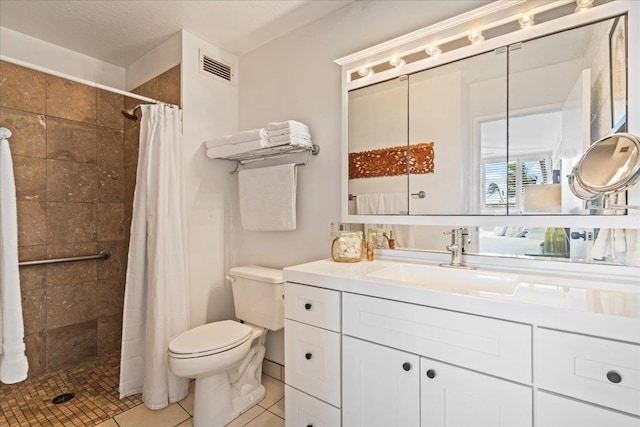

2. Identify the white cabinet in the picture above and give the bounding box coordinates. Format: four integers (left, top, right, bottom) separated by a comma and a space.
536, 391, 640, 427
537, 328, 640, 416
420, 358, 532, 427
342, 336, 420, 427
285, 283, 342, 427
285, 385, 341, 427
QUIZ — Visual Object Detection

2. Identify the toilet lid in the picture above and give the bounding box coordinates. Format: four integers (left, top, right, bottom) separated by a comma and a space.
168, 320, 253, 356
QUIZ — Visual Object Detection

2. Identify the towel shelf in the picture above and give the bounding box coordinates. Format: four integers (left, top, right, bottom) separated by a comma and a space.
18, 251, 111, 267
220, 144, 320, 175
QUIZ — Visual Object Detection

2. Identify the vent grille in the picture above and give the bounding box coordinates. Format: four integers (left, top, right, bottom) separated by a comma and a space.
199, 50, 234, 85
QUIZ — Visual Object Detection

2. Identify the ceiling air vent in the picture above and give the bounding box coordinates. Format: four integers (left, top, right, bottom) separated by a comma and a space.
199, 49, 234, 86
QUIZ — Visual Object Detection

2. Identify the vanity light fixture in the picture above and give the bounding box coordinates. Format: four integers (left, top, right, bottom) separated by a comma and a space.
357, 67, 372, 77
468, 29, 484, 45
518, 13, 535, 29
425, 45, 442, 57
575, 0, 593, 12
389, 56, 406, 68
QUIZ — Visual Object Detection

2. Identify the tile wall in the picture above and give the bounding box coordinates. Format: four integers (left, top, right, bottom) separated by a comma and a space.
0, 60, 180, 380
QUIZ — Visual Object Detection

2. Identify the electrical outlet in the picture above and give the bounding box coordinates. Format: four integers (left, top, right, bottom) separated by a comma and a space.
328, 221, 338, 241
587, 231, 594, 241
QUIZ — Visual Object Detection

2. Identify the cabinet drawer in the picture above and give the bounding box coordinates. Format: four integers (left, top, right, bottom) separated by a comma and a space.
285, 385, 340, 427
536, 391, 640, 427
285, 319, 341, 406
537, 328, 640, 416
342, 293, 531, 383
285, 282, 340, 331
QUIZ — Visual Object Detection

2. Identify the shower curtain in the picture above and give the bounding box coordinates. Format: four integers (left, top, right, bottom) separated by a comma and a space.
119, 105, 190, 409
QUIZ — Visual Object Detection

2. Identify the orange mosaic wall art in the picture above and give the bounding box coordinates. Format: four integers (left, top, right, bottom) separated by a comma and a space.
349, 142, 435, 179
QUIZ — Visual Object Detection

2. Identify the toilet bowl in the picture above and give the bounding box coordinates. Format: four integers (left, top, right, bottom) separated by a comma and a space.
168, 266, 284, 427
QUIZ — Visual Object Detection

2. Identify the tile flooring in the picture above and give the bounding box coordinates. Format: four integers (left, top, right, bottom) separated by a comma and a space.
0, 353, 285, 427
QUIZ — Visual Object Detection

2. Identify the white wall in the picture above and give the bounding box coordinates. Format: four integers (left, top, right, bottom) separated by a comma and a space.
181, 30, 239, 328
0, 26, 126, 88
126, 32, 182, 91
237, 0, 490, 365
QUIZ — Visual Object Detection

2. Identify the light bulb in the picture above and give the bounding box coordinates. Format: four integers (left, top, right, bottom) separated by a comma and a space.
389, 56, 406, 68
518, 14, 535, 29
425, 45, 442, 57
468, 29, 484, 45
575, 0, 593, 12
357, 67, 371, 77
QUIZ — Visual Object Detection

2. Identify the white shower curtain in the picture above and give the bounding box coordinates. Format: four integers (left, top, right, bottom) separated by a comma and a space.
119, 105, 190, 409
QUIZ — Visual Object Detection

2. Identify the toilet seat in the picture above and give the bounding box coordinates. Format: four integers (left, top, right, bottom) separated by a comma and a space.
168, 320, 253, 359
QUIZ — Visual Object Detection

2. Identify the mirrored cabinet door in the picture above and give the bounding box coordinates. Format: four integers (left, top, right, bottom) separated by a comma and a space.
348, 77, 409, 216
508, 16, 627, 215
408, 50, 507, 215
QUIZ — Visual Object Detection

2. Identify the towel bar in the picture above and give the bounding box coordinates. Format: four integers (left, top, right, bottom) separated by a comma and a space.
18, 251, 110, 267
349, 191, 426, 201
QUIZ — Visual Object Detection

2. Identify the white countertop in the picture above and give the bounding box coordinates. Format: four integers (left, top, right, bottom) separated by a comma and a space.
283, 258, 640, 344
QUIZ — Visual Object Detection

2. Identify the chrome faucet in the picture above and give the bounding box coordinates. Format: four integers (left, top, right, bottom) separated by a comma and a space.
441, 228, 475, 269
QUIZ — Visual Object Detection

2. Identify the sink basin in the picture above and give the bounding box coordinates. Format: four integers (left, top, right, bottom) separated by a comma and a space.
367, 263, 518, 296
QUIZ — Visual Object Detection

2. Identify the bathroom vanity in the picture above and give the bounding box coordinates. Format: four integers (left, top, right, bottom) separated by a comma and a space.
282, 259, 640, 427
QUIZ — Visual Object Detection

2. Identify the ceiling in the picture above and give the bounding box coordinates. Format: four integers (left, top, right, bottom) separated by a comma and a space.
0, 0, 353, 67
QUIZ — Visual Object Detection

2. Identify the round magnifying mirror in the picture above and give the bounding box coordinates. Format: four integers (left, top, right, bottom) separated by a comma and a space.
567, 166, 600, 200
574, 133, 640, 195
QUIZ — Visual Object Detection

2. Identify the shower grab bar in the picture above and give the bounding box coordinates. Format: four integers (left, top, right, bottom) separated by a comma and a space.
18, 251, 111, 267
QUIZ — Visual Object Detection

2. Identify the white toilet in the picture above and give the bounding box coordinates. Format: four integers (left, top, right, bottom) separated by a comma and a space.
168, 265, 284, 427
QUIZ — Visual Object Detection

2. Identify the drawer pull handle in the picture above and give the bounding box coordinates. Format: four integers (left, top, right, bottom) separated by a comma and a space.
305, 352, 312, 360
426, 369, 436, 379
607, 371, 622, 384
307, 425, 313, 427
304, 303, 312, 310
402, 362, 412, 371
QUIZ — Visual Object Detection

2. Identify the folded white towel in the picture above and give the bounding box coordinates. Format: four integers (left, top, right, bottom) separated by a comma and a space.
267, 134, 312, 147
267, 120, 309, 131
0, 130, 29, 384
230, 128, 268, 144
205, 128, 268, 148
267, 125, 310, 138
239, 163, 297, 230
206, 139, 266, 159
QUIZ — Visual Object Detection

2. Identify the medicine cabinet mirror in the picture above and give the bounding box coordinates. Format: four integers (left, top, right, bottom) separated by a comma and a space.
347, 15, 629, 217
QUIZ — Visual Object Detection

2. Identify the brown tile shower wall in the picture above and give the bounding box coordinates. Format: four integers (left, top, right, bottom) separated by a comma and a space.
0, 61, 181, 379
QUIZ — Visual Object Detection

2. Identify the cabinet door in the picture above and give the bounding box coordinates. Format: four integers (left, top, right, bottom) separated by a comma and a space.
343, 336, 420, 427
421, 358, 532, 427
536, 391, 640, 427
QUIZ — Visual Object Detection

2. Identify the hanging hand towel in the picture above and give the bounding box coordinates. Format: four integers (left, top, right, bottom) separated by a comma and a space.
0, 130, 29, 384
239, 163, 297, 230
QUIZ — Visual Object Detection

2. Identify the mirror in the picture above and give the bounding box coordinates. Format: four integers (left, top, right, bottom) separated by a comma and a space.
347, 15, 628, 216
571, 133, 640, 198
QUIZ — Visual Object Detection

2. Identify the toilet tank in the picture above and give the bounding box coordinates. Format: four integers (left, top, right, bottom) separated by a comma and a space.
229, 265, 284, 331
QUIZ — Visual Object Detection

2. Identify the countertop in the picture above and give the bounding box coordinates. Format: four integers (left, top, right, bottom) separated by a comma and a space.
283, 258, 640, 344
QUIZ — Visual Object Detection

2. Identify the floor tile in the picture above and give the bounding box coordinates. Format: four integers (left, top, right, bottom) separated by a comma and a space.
178, 381, 195, 415
224, 405, 265, 427
114, 402, 190, 427
176, 419, 194, 427
268, 398, 285, 419
244, 410, 284, 427
258, 375, 284, 409
95, 420, 119, 427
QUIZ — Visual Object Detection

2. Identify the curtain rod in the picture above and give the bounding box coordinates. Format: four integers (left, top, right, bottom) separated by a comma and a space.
0, 55, 177, 107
